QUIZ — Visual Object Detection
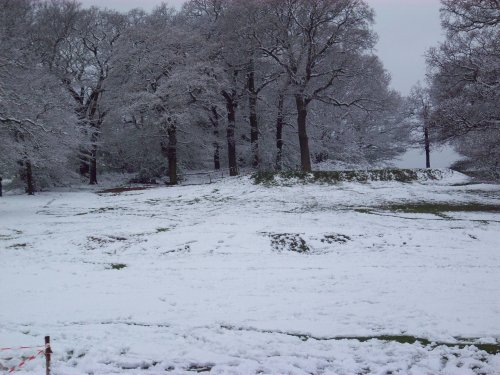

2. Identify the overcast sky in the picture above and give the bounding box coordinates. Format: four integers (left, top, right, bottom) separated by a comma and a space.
79, 0, 454, 167
79, 0, 443, 95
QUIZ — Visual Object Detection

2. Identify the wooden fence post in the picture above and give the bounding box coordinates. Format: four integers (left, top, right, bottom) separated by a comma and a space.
45, 336, 52, 375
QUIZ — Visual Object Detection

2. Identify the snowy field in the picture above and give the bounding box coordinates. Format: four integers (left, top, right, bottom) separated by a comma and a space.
1, 172, 499, 374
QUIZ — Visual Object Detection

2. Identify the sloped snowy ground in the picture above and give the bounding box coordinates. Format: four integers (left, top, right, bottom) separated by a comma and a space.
1, 173, 499, 374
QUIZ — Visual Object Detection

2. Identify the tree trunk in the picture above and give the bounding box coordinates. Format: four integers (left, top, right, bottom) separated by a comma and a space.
78, 110, 90, 177
214, 142, 221, 171
247, 62, 259, 168
224, 93, 239, 177
167, 123, 177, 185
211, 106, 221, 171
276, 93, 285, 171
87, 90, 101, 185
424, 126, 431, 168
70, 88, 89, 178
25, 159, 35, 195
295, 95, 312, 172
79, 149, 90, 177
89, 131, 98, 185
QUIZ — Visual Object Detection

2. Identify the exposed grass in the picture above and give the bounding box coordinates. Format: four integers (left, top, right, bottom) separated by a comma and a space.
76, 207, 121, 216
354, 208, 373, 214
385, 203, 500, 214
220, 325, 500, 354
156, 227, 171, 233
98, 186, 152, 194
321, 233, 351, 244
450, 182, 482, 187
353, 203, 500, 222
267, 233, 310, 253
88, 235, 127, 244
253, 169, 446, 185
0, 230, 23, 241
334, 335, 500, 355
6, 243, 29, 249
161, 244, 192, 255
185, 363, 214, 373
108, 263, 127, 270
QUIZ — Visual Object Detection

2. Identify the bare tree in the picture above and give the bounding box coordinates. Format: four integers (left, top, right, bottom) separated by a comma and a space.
0, 0, 80, 194
406, 84, 434, 168
427, 0, 499, 177
35, 2, 127, 184
255, 0, 376, 172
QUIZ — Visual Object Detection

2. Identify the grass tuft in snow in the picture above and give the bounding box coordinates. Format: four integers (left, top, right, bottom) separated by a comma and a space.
108, 263, 127, 270
267, 233, 310, 253
6, 243, 29, 249
321, 233, 351, 244
185, 363, 215, 373
156, 227, 171, 233
88, 235, 128, 244
76, 207, 120, 216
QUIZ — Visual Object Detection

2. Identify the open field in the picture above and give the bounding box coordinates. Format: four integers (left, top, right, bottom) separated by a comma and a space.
1, 172, 499, 374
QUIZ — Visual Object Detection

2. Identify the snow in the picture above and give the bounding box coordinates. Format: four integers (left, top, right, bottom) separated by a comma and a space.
1, 174, 499, 374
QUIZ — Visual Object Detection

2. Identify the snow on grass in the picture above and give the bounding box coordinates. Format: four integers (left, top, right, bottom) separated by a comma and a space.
1, 173, 499, 374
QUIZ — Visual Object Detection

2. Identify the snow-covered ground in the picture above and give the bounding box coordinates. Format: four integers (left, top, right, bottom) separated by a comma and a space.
1, 173, 499, 374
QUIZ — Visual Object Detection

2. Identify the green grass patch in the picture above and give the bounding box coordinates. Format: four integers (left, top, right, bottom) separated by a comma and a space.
354, 208, 373, 214
221, 325, 500, 354
385, 203, 500, 214
333, 335, 500, 355
156, 227, 171, 233
108, 263, 127, 270
253, 169, 446, 185
354, 203, 500, 221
